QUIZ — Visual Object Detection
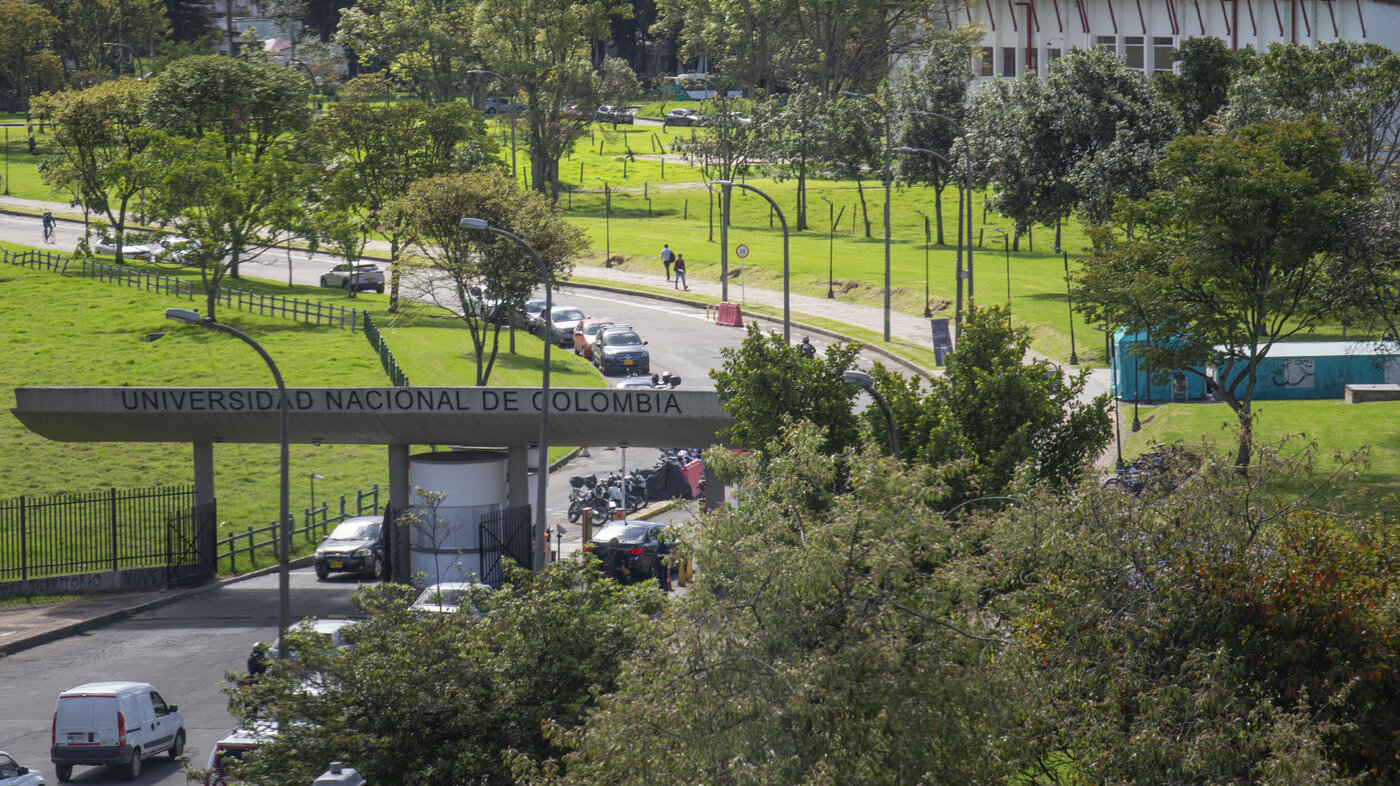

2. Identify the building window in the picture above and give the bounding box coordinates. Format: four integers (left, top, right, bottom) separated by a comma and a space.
1096, 35, 1116, 52
1125, 36, 1144, 69
1047, 47, 1062, 63
1002, 46, 1017, 77
1028, 46, 1040, 74
980, 47, 994, 77
1153, 36, 1175, 73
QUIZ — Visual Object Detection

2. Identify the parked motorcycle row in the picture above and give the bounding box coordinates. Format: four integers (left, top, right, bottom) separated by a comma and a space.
567, 448, 706, 524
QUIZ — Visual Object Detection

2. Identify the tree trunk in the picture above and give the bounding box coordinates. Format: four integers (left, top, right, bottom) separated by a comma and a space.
933, 185, 945, 245
1234, 406, 1253, 469
388, 235, 401, 314
856, 178, 871, 238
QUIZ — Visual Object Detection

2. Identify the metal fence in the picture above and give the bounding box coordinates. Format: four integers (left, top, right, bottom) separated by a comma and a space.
364, 313, 411, 387
478, 505, 532, 588
0, 486, 203, 581
1, 248, 361, 331
215, 484, 383, 573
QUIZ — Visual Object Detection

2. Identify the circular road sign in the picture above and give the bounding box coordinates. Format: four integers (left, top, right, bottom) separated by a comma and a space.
735, 244, 749, 259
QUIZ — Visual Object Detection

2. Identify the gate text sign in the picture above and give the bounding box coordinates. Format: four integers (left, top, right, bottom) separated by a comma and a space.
116, 388, 687, 415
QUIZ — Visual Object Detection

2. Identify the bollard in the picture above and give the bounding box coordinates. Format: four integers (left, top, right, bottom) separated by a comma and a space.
582, 513, 592, 545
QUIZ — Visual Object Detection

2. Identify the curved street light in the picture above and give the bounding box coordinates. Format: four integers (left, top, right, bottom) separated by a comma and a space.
460, 218, 552, 571
907, 111, 974, 309
818, 195, 836, 299
710, 180, 788, 340
592, 177, 610, 264
165, 308, 292, 659
693, 75, 734, 303
839, 91, 892, 342
911, 208, 930, 318
893, 145, 967, 331
843, 369, 899, 457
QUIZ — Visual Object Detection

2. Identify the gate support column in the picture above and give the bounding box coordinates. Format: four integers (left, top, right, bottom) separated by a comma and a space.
193, 442, 217, 580
388, 443, 411, 584
507, 445, 528, 508
703, 462, 724, 510
193, 442, 215, 508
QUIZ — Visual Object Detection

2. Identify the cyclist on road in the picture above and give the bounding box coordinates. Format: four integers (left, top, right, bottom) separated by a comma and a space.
42, 210, 56, 243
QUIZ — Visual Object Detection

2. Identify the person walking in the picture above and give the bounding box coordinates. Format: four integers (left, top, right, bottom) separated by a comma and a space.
798, 336, 816, 358
674, 254, 687, 290
659, 243, 675, 281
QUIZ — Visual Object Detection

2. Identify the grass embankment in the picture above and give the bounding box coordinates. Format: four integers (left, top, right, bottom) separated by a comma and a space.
0, 244, 598, 573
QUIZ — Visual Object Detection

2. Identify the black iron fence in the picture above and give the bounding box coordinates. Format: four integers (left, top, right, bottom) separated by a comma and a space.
478, 505, 532, 588
0, 486, 203, 581
364, 313, 411, 387
1, 248, 361, 331
215, 484, 383, 573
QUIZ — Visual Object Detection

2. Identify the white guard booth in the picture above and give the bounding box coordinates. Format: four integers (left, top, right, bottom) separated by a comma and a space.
407, 449, 509, 588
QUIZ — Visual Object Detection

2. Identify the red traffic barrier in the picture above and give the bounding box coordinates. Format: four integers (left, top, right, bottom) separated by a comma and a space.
716, 301, 744, 327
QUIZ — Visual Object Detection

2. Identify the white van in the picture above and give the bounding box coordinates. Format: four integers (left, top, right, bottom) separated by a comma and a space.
50, 681, 185, 782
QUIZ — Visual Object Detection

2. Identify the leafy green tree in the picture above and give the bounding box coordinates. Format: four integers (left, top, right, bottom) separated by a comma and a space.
1225, 41, 1400, 179
1072, 118, 1373, 468
472, 0, 621, 197
866, 304, 1111, 500
33, 78, 155, 265
227, 558, 661, 786
299, 100, 500, 310
593, 55, 640, 128
1153, 35, 1253, 133
823, 95, 882, 236
519, 424, 1022, 785
336, 0, 478, 104
749, 85, 825, 230
709, 323, 864, 458
982, 443, 1400, 782
139, 131, 304, 321
0, 0, 63, 111
891, 28, 977, 245
37, 0, 167, 77
387, 171, 587, 385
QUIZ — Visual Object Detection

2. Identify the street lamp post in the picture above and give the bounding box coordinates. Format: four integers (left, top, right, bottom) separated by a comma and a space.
843, 370, 899, 457
819, 195, 836, 299
912, 208, 930, 317
991, 228, 1011, 327
906, 111, 974, 323
1063, 250, 1078, 365
840, 91, 892, 342
165, 308, 292, 658
696, 75, 733, 303
592, 177, 610, 264
711, 180, 788, 340
309, 472, 323, 509
460, 218, 552, 571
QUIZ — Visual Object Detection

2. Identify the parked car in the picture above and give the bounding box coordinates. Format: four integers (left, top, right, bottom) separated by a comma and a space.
593, 325, 650, 375
203, 724, 276, 786
664, 108, 707, 127
268, 618, 360, 659
484, 97, 524, 115
314, 515, 384, 580
149, 236, 201, 265
519, 297, 549, 333
319, 263, 385, 294
51, 681, 184, 782
616, 371, 682, 389
572, 317, 615, 359
410, 581, 492, 615
92, 235, 151, 260
593, 105, 634, 124
582, 520, 670, 584
541, 305, 586, 347
0, 752, 45, 786
466, 283, 508, 323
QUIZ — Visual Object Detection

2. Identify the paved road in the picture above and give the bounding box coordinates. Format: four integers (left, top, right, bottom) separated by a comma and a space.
0, 566, 366, 785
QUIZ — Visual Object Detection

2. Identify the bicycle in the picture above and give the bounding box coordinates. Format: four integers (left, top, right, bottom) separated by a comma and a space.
42, 212, 56, 244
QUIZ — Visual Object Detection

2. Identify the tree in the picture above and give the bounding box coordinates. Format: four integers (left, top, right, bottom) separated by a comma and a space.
227, 558, 661, 786
709, 322, 864, 458
891, 29, 977, 245
518, 424, 1022, 785
750, 85, 825, 231
36, 0, 167, 77
33, 78, 155, 265
1153, 35, 1253, 133
139, 131, 304, 321
388, 171, 587, 385
823, 96, 882, 237
335, 0, 478, 104
299, 100, 500, 310
866, 304, 1111, 500
593, 56, 640, 129
472, 0, 621, 198
971, 46, 1180, 236
0, 0, 63, 112
981, 442, 1400, 782
1072, 118, 1374, 468
160, 0, 214, 42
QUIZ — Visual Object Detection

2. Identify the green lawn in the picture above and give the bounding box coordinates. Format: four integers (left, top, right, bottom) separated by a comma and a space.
0, 244, 597, 573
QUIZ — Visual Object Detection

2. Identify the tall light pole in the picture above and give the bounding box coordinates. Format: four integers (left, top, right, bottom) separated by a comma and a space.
841, 91, 892, 342
593, 177, 610, 264
711, 180, 788, 340
819, 195, 836, 299
843, 370, 899, 457
697, 75, 733, 302
466, 69, 519, 181
912, 208, 930, 317
309, 472, 323, 509
894, 145, 967, 333
1063, 250, 1079, 365
460, 218, 552, 571
992, 227, 1011, 327
907, 111, 974, 315
165, 308, 291, 658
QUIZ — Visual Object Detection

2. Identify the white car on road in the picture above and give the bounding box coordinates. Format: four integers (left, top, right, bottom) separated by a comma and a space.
319, 263, 385, 294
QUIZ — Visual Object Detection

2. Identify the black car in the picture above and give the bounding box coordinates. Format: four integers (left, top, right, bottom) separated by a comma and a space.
313, 516, 384, 580
583, 520, 669, 584
593, 325, 650, 375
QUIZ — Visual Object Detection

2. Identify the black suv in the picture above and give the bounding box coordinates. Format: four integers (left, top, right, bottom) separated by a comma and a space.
593, 325, 650, 375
